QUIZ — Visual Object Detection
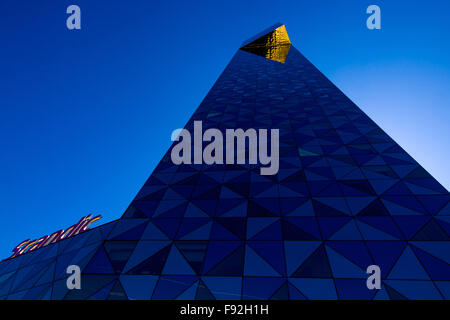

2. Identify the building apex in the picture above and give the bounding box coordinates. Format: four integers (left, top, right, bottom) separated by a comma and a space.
240, 23, 291, 63
240, 23, 291, 48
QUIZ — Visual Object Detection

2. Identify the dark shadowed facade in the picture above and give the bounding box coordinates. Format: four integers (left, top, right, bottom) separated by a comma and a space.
0, 24, 449, 300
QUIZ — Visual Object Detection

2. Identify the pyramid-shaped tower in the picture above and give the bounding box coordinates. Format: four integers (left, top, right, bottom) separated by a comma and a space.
0, 24, 449, 300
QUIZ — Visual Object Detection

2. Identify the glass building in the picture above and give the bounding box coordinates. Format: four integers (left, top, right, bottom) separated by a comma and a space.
0, 24, 449, 300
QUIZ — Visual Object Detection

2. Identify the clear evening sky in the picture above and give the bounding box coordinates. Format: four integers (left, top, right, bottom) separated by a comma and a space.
0, 0, 449, 257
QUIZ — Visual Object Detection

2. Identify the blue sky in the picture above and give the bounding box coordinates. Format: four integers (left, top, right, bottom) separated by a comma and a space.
0, 0, 449, 258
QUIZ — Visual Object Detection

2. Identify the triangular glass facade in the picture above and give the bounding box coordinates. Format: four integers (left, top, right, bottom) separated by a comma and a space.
0, 24, 449, 300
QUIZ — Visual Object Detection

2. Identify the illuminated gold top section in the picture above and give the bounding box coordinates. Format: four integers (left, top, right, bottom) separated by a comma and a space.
240, 24, 291, 63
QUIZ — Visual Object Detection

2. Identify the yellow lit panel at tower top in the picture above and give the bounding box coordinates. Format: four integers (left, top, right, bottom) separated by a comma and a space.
240, 24, 291, 63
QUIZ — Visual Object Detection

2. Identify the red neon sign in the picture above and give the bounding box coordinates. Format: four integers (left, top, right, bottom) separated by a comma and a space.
3, 214, 102, 261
